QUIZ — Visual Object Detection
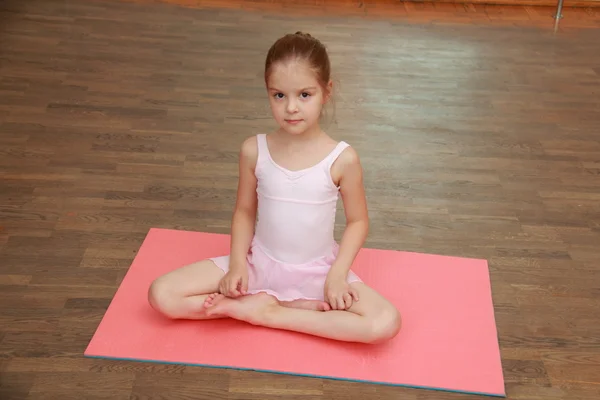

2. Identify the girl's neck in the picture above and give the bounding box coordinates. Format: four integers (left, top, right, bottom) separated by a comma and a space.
275, 124, 325, 145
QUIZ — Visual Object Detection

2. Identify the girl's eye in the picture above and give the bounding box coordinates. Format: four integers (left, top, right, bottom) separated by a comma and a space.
300, 92, 310, 98
274, 93, 284, 99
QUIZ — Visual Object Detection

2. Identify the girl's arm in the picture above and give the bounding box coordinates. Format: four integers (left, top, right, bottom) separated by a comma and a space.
329, 147, 369, 279
229, 136, 259, 271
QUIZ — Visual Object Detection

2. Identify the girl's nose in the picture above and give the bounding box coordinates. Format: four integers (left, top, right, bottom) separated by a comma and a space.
286, 100, 298, 113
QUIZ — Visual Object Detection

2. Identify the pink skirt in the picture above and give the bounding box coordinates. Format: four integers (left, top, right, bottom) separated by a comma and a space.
209, 238, 362, 302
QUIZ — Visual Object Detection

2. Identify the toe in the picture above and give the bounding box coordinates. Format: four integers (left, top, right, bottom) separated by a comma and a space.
204, 293, 219, 307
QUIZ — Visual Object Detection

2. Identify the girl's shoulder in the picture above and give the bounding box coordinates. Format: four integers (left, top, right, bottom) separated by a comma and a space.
330, 143, 361, 187
239, 135, 259, 170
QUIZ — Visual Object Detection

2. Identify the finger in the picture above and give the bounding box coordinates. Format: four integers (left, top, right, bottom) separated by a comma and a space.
228, 280, 238, 297
241, 276, 248, 295
234, 277, 244, 297
328, 298, 336, 310
351, 288, 359, 302
332, 295, 341, 310
336, 296, 345, 311
343, 293, 352, 309
340, 296, 347, 310
235, 276, 245, 296
328, 294, 336, 309
331, 298, 338, 310
327, 293, 336, 309
224, 276, 233, 296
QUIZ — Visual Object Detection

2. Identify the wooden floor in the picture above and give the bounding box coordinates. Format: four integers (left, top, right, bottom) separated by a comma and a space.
1, 0, 599, 399
122, 0, 600, 30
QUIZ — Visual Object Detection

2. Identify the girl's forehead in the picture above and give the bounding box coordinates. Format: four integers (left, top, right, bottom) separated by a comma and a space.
267, 61, 319, 90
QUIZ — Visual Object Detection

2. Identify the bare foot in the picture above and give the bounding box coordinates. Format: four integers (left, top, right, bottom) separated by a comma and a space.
281, 299, 331, 311
201, 293, 228, 318
205, 292, 278, 325
203, 293, 224, 308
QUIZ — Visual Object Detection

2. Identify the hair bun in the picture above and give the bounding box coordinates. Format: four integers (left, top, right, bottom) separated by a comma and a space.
295, 31, 312, 38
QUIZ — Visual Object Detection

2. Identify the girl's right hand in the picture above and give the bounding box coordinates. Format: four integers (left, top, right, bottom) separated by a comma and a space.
218, 266, 248, 298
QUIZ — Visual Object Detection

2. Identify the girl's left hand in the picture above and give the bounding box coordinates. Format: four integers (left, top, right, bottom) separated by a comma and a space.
324, 274, 359, 310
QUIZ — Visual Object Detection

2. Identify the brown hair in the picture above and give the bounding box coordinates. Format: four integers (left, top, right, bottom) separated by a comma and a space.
264, 31, 331, 94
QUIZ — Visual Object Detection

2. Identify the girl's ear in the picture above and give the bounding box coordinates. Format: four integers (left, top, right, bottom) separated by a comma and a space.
324, 79, 333, 103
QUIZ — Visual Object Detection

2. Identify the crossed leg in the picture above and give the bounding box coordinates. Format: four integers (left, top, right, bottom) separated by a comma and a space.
148, 260, 402, 344
148, 259, 225, 320
204, 283, 401, 343
148, 259, 331, 319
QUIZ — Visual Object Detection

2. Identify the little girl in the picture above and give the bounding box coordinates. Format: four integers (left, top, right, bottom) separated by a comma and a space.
148, 32, 401, 344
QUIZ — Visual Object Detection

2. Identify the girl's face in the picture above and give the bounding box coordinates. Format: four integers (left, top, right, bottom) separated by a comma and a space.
266, 59, 331, 136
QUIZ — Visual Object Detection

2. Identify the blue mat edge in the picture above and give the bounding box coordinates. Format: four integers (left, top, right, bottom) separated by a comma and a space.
83, 353, 506, 398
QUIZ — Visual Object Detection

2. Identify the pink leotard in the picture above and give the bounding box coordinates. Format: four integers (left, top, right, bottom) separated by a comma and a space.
210, 133, 362, 301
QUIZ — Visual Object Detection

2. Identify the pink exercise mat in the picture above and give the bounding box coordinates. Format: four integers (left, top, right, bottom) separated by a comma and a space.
85, 228, 505, 397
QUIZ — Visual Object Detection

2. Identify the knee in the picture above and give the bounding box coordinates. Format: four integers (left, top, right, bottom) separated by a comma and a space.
365, 306, 402, 344
147, 277, 180, 319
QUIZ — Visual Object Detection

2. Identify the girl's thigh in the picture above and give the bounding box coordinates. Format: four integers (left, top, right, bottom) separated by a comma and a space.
150, 259, 225, 298
348, 282, 402, 336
